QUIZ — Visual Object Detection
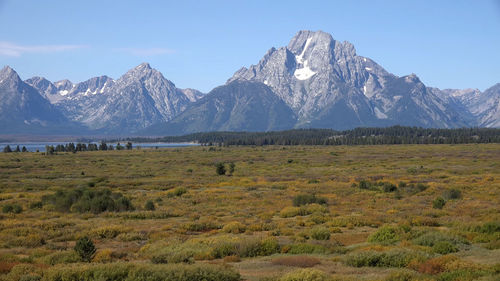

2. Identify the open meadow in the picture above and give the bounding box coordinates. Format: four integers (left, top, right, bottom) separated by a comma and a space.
0, 144, 499, 281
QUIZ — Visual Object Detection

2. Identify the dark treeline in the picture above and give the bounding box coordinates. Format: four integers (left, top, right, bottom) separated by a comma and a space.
3, 142, 133, 153
126, 126, 500, 146
43, 141, 133, 154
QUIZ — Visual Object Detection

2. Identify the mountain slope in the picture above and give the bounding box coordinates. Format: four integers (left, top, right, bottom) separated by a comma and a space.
0, 66, 84, 134
229, 30, 472, 129
143, 80, 297, 135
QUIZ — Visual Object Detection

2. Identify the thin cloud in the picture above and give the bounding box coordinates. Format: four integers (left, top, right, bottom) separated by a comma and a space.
115, 47, 175, 56
0, 41, 86, 57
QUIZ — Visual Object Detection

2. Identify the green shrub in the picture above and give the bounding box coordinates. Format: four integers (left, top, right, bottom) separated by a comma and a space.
145, 200, 155, 211
279, 268, 328, 281
383, 182, 397, 192
74, 236, 96, 262
413, 232, 467, 248
310, 227, 330, 240
416, 183, 429, 192
368, 226, 399, 244
29, 201, 43, 209
358, 180, 372, 189
210, 237, 280, 258
433, 197, 446, 209
443, 188, 462, 200
41, 250, 81, 265
41, 263, 240, 281
437, 269, 489, 281
2, 264, 42, 281
292, 194, 327, 207
343, 249, 428, 268
42, 188, 134, 214
477, 222, 500, 234
216, 163, 226, 175
433, 241, 459, 254
2, 204, 22, 214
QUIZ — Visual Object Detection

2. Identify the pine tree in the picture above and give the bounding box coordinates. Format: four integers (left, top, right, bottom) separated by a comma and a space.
3, 145, 12, 153
74, 236, 96, 262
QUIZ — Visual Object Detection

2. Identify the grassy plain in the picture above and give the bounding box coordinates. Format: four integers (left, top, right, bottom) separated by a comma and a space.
0, 144, 499, 281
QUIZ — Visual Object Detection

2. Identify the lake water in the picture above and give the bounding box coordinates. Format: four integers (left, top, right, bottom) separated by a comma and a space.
0, 142, 199, 152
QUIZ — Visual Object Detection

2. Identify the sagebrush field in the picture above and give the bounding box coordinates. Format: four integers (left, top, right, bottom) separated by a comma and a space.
0, 144, 499, 281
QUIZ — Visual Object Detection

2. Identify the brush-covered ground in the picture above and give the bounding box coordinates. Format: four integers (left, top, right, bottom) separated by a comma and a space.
0, 144, 499, 281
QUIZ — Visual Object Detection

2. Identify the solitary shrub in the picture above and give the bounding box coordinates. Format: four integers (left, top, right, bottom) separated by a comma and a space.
29, 201, 43, 209
383, 182, 397, 192
2, 204, 22, 214
413, 232, 467, 248
344, 249, 428, 268
42, 250, 81, 265
167, 187, 187, 197
271, 256, 321, 268
433, 197, 446, 209
280, 207, 303, 218
222, 221, 246, 234
310, 227, 330, 240
358, 180, 372, 189
292, 194, 327, 206
443, 188, 462, 200
216, 162, 226, 175
368, 226, 399, 244
477, 221, 500, 234
93, 249, 113, 263
416, 183, 428, 192
433, 241, 459, 254
74, 236, 96, 262
145, 200, 155, 211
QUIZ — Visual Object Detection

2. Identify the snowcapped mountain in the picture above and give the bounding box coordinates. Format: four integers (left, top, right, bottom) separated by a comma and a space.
1, 30, 499, 136
229, 30, 471, 129
25, 63, 204, 134
0, 66, 86, 134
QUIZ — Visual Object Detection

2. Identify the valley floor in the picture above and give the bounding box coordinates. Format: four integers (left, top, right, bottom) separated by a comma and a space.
0, 144, 499, 281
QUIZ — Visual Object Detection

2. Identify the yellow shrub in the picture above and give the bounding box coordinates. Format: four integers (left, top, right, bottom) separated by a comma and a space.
93, 249, 113, 263
222, 222, 246, 234
90, 226, 128, 239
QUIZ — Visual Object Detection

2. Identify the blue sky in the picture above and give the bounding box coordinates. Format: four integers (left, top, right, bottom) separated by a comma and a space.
0, 0, 499, 92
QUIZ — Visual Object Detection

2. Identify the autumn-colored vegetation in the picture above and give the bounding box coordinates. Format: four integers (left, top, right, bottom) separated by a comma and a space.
0, 144, 499, 281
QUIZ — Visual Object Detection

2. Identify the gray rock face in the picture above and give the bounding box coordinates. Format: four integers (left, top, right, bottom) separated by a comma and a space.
0, 66, 82, 134
229, 30, 474, 129
26, 63, 204, 134
2, 30, 499, 135
144, 80, 297, 135
474, 84, 500, 127
78, 63, 196, 133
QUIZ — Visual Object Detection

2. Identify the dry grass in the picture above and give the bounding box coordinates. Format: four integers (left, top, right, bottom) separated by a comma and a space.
271, 255, 321, 267
0, 144, 499, 280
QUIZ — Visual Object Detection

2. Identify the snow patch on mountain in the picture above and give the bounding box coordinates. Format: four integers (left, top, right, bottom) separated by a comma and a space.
294, 37, 316, 80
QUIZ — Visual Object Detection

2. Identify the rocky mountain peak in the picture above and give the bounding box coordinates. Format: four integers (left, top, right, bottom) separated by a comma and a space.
0, 66, 21, 83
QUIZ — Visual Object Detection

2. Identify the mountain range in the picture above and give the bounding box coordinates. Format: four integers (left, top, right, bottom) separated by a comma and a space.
1, 30, 499, 136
